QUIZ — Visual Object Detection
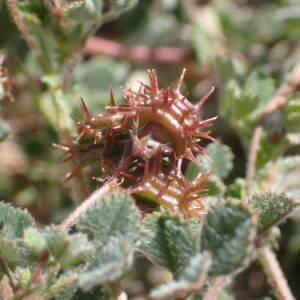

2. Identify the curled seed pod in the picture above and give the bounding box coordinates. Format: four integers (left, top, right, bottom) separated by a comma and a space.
131, 162, 214, 218
55, 69, 216, 218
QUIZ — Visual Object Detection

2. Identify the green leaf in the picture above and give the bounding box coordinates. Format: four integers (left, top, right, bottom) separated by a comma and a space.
64, 0, 102, 20
138, 213, 197, 275
256, 156, 300, 193
249, 192, 299, 233
244, 72, 275, 107
0, 202, 34, 239
61, 233, 95, 270
201, 201, 257, 276
205, 141, 234, 179
43, 226, 69, 258
52, 284, 114, 300
227, 178, 247, 200
77, 192, 140, 249
0, 239, 20, 263
220, 72, 275, 124
150, 252, 211, 299
73, 57, 129, 115
48, 273, 78, 300
186, 140, 234, 180
109, 0, 138, 11
23, 227, 46, 258
78, 238, 133, 291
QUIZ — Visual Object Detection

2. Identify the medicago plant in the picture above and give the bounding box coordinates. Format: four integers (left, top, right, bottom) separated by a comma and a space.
1, 1, 300, 300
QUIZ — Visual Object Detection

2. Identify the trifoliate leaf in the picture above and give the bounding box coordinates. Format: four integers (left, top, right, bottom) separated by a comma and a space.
78, 238, 133, 291
201, 201, 257, 276
0, 202, 34, 239
250, 192, 299, 234
138, 213, 197, 275
77, 192, 140, 249
150, 252, 211, 299
60, 234, 95, 270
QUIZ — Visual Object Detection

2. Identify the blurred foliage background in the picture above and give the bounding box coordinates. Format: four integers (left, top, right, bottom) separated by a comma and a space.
1, 0, 300, 299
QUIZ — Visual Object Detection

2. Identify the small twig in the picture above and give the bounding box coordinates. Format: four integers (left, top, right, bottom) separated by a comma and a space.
59, 178, 117, 232
31, 249, 50, 284
84, 37, 191, 64
6, 0, 44, 65
245, 86, 291, 198
244, 85, 295, 300
203, 276, 230, 300
259, 245, 295, 300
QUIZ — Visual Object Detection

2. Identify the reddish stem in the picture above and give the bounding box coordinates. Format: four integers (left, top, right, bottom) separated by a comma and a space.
84, 37, 191, 64
59, 178, 117, 232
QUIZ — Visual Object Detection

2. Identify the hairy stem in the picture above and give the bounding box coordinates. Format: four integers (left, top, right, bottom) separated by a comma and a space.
59, 178, 117, 232
245, 85, 291, 198
203, 276, 230, 300
0, 276, 14, 300
259, 246, 295, 300
245, 86, 295, 300
245, 125, 263, 198
6, 0, 44, 67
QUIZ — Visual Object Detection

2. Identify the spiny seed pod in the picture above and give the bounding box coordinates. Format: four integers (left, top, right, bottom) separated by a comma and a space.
54, 69, 216, 218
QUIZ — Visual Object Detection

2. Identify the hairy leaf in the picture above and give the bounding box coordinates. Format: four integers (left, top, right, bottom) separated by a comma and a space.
201, 201, 257, 276
250, 192, 299, 233
138, 213, 196, 275
78, 238, 133, 291
256, 156, 300, 193
186, 140, 234, 180
61, 233, 95, 270
150, 253, 211, 299
0, 239, 20, 263
43, 226, 69, 258
0, 202, 34, 239
77, 192, 140, 249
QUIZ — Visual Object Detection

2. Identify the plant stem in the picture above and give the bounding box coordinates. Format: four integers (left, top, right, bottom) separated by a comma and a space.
245, 86, 295, 300
6, 0, 44, 67
0, 276, 14, 300
203, 276, 230, 300
245, 85, 291, 198
59, 178, 117, 232
245, 125, 263, 198
259, 245, 295, 300
84, 37, 190, 64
